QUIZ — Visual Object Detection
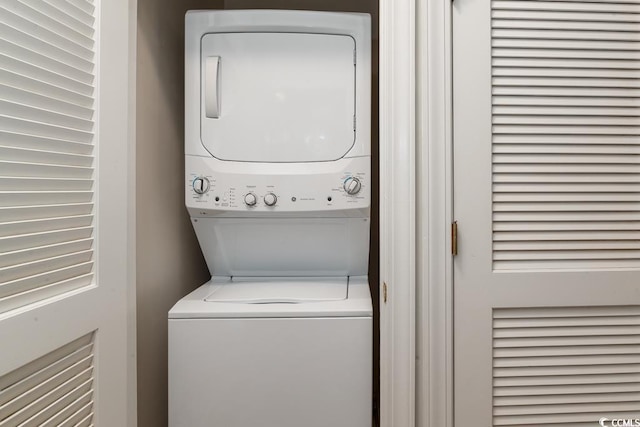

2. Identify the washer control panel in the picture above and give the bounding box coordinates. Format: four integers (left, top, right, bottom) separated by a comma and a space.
186, 156, 370, 213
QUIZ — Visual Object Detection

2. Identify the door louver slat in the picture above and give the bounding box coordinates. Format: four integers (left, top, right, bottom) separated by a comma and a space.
0, 0, 95, 313
0, 69, 94, 105
0, 215, 93, 238
0, 261, 94, 299
0, 39, 93, 84
0, 227, 93, 253
0, 86, 92, 120
0, 239, 93, 268
493, 306, 640, 426
0, 333, 95, 426
0, 54, 93, 96
19, 0, 94, 35
492, 0, 640, 273
0, 23, 93, 71
493, 0, 640, 13
38, 395, 92, 427
0, 131, 92, 154
0, 274, 93, 315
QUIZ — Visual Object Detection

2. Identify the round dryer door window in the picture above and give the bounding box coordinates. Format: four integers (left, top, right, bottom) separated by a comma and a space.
200, 32, 357, 163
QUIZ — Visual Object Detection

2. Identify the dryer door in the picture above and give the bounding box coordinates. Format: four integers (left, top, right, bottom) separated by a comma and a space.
200, 32, 356, 163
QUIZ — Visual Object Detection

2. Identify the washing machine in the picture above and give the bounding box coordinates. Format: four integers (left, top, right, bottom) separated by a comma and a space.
169, 10, 372, 427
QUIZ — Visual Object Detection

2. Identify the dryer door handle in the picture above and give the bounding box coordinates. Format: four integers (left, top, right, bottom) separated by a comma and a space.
205, 56, 221, 118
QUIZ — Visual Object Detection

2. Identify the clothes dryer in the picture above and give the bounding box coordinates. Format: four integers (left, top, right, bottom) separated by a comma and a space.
169, 10, 372, 427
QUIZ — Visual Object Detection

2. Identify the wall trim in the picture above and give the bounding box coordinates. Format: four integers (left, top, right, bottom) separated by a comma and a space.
378, 0, 416, 426
127, 0, 138, 425
416, 1, 453, 427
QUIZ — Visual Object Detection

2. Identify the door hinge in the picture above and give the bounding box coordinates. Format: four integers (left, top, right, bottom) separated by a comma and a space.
452, 221, 458, 256
383, 282, 388, 303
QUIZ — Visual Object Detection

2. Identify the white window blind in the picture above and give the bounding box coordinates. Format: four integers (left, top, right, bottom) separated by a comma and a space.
0, 0, 96, 313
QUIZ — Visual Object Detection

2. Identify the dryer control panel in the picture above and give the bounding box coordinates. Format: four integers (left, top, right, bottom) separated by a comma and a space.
186, 155, 370, 215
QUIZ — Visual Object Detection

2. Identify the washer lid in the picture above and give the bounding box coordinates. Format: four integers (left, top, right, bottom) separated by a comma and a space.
205, 277, 348, 304
200, 32, 356, 163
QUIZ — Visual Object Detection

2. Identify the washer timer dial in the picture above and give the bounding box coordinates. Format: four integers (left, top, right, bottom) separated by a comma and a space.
244, 193, 257, 207
264, 193, 277, 206
192, 177, 210, 194
343, 177, 362, 195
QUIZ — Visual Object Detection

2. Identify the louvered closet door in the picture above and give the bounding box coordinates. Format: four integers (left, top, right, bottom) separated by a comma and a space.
0, 1, 131, 426
453, 0, 640, 425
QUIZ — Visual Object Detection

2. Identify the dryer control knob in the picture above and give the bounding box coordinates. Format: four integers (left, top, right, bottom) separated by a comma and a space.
343, 177, 362, 195
264, 193, 277, 207
192, 176, 210, 194
244, 193, 257, 207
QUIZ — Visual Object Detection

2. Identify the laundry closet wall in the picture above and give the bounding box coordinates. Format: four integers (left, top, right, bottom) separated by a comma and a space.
136, 1, 379, 426
136, 2, 221, 427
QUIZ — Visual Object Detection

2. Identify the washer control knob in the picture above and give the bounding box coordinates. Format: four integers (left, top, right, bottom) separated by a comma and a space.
244, 193, 257, 207
343, 177, 362, 195
264, 193, 277, 207
192, 176, 210, 194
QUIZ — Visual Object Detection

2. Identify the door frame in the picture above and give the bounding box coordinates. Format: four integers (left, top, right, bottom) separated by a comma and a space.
97, 0, 138, 424
378, 0, 453, 426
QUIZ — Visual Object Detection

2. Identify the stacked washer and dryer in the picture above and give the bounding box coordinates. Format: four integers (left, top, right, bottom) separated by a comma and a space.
169, 10, 372, 427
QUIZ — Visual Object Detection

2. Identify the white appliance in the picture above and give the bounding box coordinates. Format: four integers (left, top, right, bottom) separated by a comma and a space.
169, 10, 372, 427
